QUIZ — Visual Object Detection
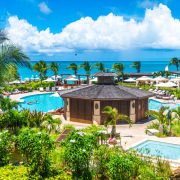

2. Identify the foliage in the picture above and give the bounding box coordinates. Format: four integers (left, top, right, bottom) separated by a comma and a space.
103, 106, 131, 137
50, 62, 59, 80
131, 61, 141, 73
17, 128, 54, 178
169, 57, 180, 71
0, 97, 19, 112
80, 61, 91, 83
94, 62, 105, 72
0, 165, 28, 180
33, 60, 48, 82
146, 106, 170, 134
67, 63, 78, 75
0, 31, 30, 85
0, 130, 13, 166
62, 130, 98, 179
3, 64, 20, 83
92, 145, 171, 180
112, 63, 125, 80
41, 113, 62, 133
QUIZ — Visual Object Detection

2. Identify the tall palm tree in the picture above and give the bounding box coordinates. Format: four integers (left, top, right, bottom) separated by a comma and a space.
103, 106, 131, 137
146, 106, 169, 134
131, 61, 141, 73
0, 30, 30, 85
112, 63, 125, 81
67, 63, 78, 75
50, 62, 59, 80
169, 57, 180, 71
33, 60, 48, 83
80, 61, 91, 84
94, 62, 105, 72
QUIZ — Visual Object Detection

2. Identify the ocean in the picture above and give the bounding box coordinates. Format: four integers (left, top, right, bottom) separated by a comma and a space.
18, 61, 176, 80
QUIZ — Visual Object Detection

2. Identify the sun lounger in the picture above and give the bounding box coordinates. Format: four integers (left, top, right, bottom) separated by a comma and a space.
52, 87, 56, 91
146, 129, 159, 136
46, 87, 50, 91
39, 87, 44, 92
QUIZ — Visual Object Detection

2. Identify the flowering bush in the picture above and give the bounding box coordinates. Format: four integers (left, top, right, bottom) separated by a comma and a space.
17, 128, 54, 178
62, 130, 98, 179
0, 130, 13, 166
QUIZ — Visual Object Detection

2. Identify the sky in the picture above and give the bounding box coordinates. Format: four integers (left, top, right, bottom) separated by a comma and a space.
1, 0, 180, 61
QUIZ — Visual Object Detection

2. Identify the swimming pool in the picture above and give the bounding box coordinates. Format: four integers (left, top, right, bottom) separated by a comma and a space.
133, 140, 180, 160
19, 93, 64, 112
148, 99, 180, 111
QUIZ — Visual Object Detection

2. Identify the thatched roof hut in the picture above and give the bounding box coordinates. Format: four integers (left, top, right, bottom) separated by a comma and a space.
59, 72, 153, 124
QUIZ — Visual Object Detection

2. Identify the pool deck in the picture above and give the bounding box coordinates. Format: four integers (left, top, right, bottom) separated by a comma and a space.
10, 91, 180, 166
9, 91, 52, 101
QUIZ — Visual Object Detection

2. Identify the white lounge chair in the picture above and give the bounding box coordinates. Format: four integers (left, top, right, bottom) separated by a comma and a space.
146, 129, 159, 136
46, 87, 50, 91
39, 87, 44, 92
52, 87, 56, 91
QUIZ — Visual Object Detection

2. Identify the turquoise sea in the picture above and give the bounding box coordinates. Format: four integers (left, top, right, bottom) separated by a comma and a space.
18, 61, 177, 80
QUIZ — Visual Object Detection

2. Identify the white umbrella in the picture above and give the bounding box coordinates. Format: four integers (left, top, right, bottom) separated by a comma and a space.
170, 77, 180, 82
65, 77, 78, 81
155, 82, 177, 87
24, 78, 30, 81
124, 78, 136, 83
90, 77, 98, 82
43, 78, 56, 82
51, 75, 62, 79
136, 76, 152, 81
9, 80, 21, 84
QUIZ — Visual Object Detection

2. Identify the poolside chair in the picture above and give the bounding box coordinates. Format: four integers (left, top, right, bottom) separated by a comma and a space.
46, 87, 50, 91
39, 87, 44, 92
52, 87, 56, 91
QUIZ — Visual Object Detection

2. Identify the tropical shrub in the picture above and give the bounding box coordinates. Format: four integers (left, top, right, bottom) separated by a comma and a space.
17, 128, 54, 178
0, 130, 13, 166
62, 130, 98, 179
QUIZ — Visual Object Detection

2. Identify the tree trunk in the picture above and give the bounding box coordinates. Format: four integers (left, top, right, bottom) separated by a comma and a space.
159, 124, 164, 134
111, 125, 116, 138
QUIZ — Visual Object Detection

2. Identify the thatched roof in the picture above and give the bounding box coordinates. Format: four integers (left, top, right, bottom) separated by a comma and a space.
59, 85, 153, 100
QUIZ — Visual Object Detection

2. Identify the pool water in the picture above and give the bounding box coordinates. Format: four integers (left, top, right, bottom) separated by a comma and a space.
133, 140, 180, 160
19, 93, 64, 112
148, 99, 180, 111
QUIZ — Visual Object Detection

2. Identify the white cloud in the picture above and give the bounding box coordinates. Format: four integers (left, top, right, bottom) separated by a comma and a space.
38, 2, 52, 15
137, 0, 158, 9
5, 4, 180, 54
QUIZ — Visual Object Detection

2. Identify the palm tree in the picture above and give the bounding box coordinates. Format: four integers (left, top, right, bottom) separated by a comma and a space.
50, 62, 59, 80
33, 60, 48, 83
3, 64, 20, 83
94, 62, 105, 72
41, 113, 62, 133
80, 61, 91, 84
67, 63, 78, 75
0, 97, 19, 112
131, 61, 141, 73
171, 107, 180, 120
112, 63, 125, 81
169, 57, 180, 71
0, 30, 30, 85
146, 106, 169, 134
103, 106, 131, 137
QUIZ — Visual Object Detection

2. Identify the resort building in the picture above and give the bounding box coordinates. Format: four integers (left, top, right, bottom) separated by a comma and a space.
59, 72, 153, 124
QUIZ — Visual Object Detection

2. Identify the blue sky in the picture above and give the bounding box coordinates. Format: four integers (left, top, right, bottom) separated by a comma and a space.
1, 0, 180, 61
